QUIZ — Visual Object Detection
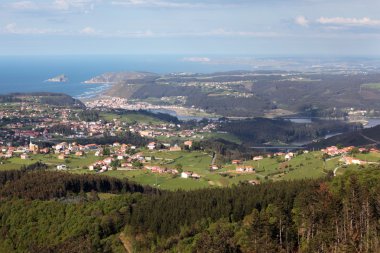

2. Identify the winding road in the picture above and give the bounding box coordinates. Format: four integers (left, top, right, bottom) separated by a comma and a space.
360, 133, 380, 145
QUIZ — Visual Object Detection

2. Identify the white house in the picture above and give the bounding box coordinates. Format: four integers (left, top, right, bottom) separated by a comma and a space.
285, 152, 294, 161
181, 171, 192, 178
147, 142, 156, 150
103, 157, 113, 165
57, 164, 67, 170
192, 173, 201, 179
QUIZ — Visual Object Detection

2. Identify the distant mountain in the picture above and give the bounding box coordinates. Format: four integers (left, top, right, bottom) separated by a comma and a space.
84, 70, 380, 118
83, 71, 159, 84
45, 74, 68, 83
0, 92, 85, 108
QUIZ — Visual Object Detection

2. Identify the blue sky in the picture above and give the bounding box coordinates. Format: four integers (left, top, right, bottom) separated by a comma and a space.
1, 0, 380, 56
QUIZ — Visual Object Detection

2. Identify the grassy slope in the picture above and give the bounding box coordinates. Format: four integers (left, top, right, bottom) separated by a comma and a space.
99, 112, 165, 124
2, 150, 374, 191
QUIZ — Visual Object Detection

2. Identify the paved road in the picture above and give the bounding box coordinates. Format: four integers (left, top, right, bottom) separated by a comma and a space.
360, 133, 380, 144
211, 153, 217, 165
333, 165, 342, 176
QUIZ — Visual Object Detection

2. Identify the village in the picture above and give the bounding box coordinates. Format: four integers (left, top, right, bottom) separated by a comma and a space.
0, 99, 219, 147
1, 99, 380, 190
1, 131, 380, 190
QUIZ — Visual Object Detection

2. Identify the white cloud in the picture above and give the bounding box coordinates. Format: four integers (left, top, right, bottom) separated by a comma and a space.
294, 16, 309, 27
6, 0, 97, 13
80, 26, 97, 35
111, 0, 209, 8
3, 23, 61, 35
8, 1, 39, 10
53, 0, 96, 11
78, 28, 280, 38
317, 17, 380, 27
182, 57, 211, 63
206, 28, 279, 37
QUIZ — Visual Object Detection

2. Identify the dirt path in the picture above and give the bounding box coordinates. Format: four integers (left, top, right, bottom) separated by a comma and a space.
119, 232, 133, 253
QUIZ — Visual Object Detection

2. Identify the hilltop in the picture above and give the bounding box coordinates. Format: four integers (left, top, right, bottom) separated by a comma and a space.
85, 70, 380, 118
0, 92, 85, 108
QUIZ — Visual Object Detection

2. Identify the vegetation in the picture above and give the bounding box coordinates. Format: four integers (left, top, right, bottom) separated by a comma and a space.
77, 110, 100, 122
1, 166, 380, 252
105, 71, 380, 117
99, 109, 180, 124
61, 132, 150, 147
308, 124, 380, 149
218, 118, 359, 145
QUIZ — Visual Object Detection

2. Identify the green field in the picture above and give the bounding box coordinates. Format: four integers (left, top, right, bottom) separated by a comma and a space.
2, 150, 377, 190
0, 152, 101, 171
99, 112, 165, 124
156, 132, 242, 145
362, 83, 380, 90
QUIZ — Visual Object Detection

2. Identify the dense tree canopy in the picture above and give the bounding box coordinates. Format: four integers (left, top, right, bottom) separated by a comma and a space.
0, 164, 380, 252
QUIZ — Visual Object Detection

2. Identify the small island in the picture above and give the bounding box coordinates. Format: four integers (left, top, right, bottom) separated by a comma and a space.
45, 74, 68, 83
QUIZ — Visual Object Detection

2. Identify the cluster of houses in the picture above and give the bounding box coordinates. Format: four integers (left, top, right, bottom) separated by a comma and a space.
181, 171, 201, 179
146, 140, 193, 151
339, 156, 367, 166
0, 98, 219, 151
236, 165, 255, 173
321, 146, 355, 156
145, 166, 178, 175
321, 146, 380, 166
232, 160, 256, 173
320, 146, 380, 157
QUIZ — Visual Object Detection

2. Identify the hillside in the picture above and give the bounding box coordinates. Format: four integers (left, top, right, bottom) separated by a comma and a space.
307, 124, 380, 149
0, 92, 85, 108
91, 71, 380, 117
219, 118, 358, 145
1, 164, 380, 252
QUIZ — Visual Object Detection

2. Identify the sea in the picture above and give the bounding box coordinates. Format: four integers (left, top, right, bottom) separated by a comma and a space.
0, 55, 251, 99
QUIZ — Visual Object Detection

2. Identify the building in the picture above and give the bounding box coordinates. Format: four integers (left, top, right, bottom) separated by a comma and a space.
57, 164, 67, 170
20, 153, 29, 160
75, 151, 84, 156
236, 165, 255, 173
210, 165, 220, 171
95, 150, 103, 157
58, 154, 67, 160
192, 173, 201, 179
340, 156, 366, 165
232, 160, 242, 165
184, 140, 193, 148
29, 140, 39, 153
253, 156, 264, 161
248, 179, 261, 185
103, 157, 114, 165
169, 145, 182, 151
140, 130, 154, 137
181, 171, 192, 178
147, 142, 156, 150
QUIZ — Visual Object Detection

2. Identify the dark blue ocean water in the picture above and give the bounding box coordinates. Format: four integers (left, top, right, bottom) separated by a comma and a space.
0, 55, 248, 99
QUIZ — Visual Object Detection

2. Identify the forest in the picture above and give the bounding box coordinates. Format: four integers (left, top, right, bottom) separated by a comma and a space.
218, 118, 360, 145
308, 124, 380, 149
0, 162, 380, 252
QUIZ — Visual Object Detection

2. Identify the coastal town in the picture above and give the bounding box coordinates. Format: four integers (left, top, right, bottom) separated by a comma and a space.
1, 95, 379, 190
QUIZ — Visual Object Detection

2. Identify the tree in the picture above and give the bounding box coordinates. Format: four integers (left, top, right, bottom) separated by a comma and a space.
103, 147, 111, 156
132, 161, 143, 169
174, 163, 183, 172
110, 159, 120, 169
